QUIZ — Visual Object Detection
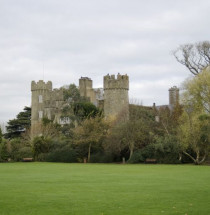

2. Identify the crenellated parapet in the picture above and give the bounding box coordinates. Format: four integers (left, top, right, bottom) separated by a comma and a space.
104, 73, 129, 90
31, 80, 52, 91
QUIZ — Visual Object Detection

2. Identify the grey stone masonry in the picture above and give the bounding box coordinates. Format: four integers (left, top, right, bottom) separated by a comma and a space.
31, 80, 64, 136
104, 74, 129, 119
169, 86, 179, 110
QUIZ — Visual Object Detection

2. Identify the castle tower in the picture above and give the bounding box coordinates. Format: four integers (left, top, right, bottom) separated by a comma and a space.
79, 77, 93, 98
169, 86, 179, 110
79, 77, 97, 105
104, 74, 129, 120
31, 80, 52, 136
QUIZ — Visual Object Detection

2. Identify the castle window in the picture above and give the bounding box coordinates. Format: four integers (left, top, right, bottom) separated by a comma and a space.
60, 117, 70, 125
39, 95, 43, 103
39, 111, 43, 119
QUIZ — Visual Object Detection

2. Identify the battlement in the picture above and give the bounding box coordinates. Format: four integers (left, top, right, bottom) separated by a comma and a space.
79, 77, 93, 89
31, 80, 52, 91
104, 73, 129, 90
80, 77, 91, 80
169, 86, 179, 92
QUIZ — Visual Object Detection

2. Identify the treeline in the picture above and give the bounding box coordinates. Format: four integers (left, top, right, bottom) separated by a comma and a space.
0, 104, 184, 164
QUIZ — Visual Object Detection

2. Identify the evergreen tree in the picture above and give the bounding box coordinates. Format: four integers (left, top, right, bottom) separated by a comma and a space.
5, 106, 31, 139
0, 127, 2, 143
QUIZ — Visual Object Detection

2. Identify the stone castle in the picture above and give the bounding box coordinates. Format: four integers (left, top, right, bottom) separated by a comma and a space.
31, 74, 129, 134
31, 73, 179, 134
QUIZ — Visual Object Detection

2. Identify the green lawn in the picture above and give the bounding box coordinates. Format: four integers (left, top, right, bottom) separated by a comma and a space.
0, 163, 209, 215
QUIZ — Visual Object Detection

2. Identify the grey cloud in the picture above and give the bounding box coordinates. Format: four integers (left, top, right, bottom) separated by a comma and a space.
0, 0, 210, 124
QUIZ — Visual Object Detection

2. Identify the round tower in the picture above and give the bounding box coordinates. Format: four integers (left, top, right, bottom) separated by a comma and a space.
31, 80, 52, 135
103, 74, 129, 120
169, 86, 179, 110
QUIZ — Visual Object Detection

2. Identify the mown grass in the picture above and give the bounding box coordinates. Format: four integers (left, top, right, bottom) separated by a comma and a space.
0, 163, 209, 215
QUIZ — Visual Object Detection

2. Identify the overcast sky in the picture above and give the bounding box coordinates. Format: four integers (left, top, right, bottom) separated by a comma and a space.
0, 0, 210, 126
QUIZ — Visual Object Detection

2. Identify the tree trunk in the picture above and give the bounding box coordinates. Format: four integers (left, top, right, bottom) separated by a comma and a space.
179, 153, 182, 161
88, 143, 91, 163
183, 151, 196, 163
183, 150, 206, 165
161, 121, 170, 136
128, 142, 134, 161
195, 151, 206, 165
197, 154, 206, 164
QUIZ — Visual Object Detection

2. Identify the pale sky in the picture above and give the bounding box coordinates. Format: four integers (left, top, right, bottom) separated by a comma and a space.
0, 0, 210, 125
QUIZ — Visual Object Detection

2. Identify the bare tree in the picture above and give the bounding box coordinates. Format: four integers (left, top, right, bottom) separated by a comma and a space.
173, 41, 210, 75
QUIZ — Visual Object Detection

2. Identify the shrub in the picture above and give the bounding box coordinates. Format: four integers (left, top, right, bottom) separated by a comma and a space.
32, 136, 51, 160
18, 147, 33, 159
36, 153, 48, 161
46, 146, 77, 163
0, 140, 9, 162
9, 138, 23, 161
90, 152, 113, 163
128, 143, 156, 163
128, 150, 144, 163
154, 136, 181, 164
